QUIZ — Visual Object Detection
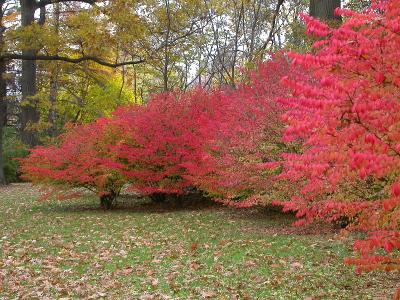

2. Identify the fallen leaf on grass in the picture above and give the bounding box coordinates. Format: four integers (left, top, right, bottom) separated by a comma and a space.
244, 260, 257, 268
201, 290, 216, 298
190, 261, 202, 270
191, 242, 198, 252
118, 267, 134, 275
291, 262, 303, 270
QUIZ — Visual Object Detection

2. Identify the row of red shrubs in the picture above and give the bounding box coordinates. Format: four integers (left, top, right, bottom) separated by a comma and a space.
20, 1, 400, 285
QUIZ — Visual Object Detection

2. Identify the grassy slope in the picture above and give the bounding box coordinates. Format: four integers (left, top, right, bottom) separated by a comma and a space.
0, 184, 398, 299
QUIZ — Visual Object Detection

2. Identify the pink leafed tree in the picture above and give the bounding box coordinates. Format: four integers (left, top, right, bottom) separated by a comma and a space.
278, 1, 400, 273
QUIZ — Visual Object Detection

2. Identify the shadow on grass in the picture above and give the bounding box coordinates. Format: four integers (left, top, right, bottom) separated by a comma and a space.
234, 207, 338, 236
28, 185, 337, 236
114, 194, 220, 213
37, 192, 221, 214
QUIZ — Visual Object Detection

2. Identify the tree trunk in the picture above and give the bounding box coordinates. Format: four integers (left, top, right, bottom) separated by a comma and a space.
0, 59, 6, 187
310, 0, 341, 21
162, 0, 171, 92
0, 64, 6, 185
20, 0, 39, 147
48, 4, 60, 137
48, 72, 58, 137
150, 192, 166, 203
0, 125, 5, 185
100, 191, 117, 209
0, 0, 7, 185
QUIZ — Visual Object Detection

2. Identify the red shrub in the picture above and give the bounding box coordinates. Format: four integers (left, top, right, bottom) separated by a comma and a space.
188, 55, 295, 205
20, 55, 296, 206
20, 118, 127, 208
278, 1, 400, 273
111, 90, 219, 196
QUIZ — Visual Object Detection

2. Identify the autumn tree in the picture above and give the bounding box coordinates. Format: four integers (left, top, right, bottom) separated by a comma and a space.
182, 55, 297, 205
0, 0, 145, 183
20, 117, 128, 209
279, 1, 400, 273
15, 0, 146, 147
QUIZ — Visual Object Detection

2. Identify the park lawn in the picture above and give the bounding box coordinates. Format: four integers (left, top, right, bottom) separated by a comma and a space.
0, 184, 398, 299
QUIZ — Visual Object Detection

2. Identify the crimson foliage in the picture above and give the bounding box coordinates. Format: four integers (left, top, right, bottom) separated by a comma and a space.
19, 119, 127, 207
187, 55, 294, 206
278, 1, 400, 273
107, 57, 292, 201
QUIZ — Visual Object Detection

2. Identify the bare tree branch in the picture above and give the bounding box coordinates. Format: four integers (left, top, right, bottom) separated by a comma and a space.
1, 53, 145, 68
259, 0, 285, 53
35, 0, 96, 8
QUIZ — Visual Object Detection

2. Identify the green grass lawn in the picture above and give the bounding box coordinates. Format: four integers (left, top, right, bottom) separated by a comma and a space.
0, 184, 398, 299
